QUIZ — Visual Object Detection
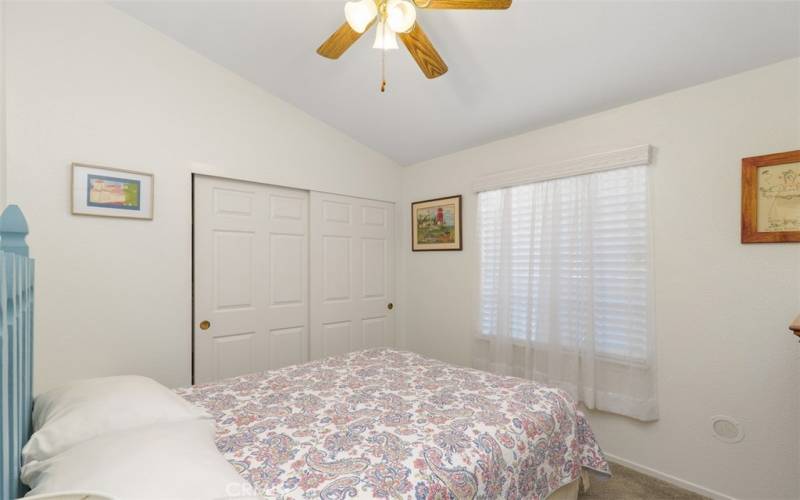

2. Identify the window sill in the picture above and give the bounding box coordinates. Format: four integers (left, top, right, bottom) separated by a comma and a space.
473, 333, 651, 370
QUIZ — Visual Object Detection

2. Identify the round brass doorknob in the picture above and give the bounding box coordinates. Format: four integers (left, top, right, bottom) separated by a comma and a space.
199, 320, 211, 330
387, 303, 394, 310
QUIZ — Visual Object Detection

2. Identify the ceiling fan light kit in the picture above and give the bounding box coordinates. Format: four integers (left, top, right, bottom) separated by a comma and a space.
318, 0, 511, 91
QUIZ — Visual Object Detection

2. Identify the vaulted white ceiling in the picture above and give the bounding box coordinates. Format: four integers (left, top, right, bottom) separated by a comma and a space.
113, 1, 800, 165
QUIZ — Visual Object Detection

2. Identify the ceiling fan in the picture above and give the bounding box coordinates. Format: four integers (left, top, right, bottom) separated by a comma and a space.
317, 0, 511, 90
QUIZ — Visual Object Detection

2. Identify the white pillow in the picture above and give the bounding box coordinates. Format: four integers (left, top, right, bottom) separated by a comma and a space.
23, 375, 210, 464
22, 420, 251, 500
24, 493, 114, 500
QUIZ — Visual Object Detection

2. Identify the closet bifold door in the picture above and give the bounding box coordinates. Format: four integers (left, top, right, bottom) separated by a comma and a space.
309, 192, 395, 359
193, 176, 309, 384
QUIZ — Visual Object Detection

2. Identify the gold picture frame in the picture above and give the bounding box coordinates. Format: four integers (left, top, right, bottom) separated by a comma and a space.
412, 195, 462, 251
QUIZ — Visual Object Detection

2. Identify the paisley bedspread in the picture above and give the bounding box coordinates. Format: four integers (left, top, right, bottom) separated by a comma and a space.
177, 349, 609, 499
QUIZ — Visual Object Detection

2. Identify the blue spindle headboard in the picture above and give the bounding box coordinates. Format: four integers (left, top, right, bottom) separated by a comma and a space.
0, 205, 34, 500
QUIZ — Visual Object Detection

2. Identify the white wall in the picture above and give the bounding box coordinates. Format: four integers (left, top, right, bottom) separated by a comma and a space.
4, 2, 401, 394
399, 59, 800, 499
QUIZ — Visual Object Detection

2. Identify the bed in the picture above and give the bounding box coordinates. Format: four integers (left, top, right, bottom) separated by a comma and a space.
5, 205, 609, 499
17, 349, 609, 500
178, 349, 609, 499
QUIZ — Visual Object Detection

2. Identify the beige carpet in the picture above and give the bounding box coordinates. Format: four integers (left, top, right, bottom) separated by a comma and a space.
580, 463, 709, 500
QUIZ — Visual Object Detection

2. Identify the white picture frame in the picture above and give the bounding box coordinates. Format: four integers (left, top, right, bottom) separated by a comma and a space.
71, 163, 154, 220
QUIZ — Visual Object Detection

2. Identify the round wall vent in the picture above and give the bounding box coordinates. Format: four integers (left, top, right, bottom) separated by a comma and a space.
710, 415, 744, 443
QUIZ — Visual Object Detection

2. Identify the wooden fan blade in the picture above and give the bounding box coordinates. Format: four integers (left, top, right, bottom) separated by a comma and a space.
317, 21, 373, 59
398, 23, 448, 79
413, 0, 511, 9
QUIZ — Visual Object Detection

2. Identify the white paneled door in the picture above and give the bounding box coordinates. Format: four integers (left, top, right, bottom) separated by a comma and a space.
193, 176, 308, 384
310, 192, 395, 359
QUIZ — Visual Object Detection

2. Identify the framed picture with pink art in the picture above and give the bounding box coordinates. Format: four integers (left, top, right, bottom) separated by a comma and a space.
411, 195, 462, 251
71, 163, 154, 220
741, 150, 800, 243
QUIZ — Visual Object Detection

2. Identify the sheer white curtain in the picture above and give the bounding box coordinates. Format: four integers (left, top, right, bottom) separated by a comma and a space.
476, 165, 658, 421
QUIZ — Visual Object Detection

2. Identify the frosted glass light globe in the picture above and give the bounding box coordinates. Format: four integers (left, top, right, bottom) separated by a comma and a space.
373, 20, 399, 50
345, 0, 378, 33
386, 0, 416, 33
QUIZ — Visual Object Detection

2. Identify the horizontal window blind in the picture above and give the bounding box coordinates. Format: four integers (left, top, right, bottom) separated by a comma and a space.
478, 164, 650, 361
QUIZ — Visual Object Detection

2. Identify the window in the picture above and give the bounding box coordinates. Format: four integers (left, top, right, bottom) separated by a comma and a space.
478, 165, 650, 361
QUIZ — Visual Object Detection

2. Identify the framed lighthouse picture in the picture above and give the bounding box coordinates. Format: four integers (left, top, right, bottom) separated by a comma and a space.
411, 195, 462, 251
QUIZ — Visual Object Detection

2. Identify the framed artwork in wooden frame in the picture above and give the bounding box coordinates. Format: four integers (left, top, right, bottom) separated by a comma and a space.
741, 150, 800, 243
71, 163, 154, 220
411, 195, 462, 251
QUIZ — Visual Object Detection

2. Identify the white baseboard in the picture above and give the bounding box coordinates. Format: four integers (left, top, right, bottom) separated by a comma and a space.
603, 453, 737, 500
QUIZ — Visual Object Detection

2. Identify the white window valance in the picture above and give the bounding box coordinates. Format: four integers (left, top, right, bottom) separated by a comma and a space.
472, 144, 652, 193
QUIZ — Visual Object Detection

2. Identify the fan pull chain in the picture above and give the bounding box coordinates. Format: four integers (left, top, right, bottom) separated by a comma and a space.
380, 45, 387, 93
